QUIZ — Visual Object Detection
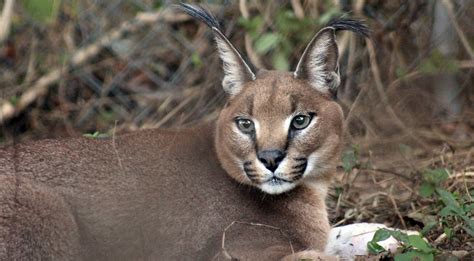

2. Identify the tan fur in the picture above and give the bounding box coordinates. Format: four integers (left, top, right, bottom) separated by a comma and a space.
0, 5, 366, 260
0, 71, 343, 260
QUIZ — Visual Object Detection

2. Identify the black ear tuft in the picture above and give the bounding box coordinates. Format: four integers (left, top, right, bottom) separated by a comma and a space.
175, 3, 221, 30
326, 18, 371, 38
175, 3, 256, 96
294, 18, 370, 94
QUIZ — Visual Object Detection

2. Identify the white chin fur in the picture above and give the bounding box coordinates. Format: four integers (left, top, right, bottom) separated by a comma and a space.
259, 182, 296, 195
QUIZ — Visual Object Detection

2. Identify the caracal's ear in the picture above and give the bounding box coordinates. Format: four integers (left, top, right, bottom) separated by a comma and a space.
294, 18, 370, 95
177, 3, 256, 96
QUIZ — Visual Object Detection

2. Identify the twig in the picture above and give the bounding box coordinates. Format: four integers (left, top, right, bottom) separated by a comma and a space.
343, 83, 369, 139
221, 220, 294, 259
353, 0, 366, 14
365, 39, 430, 150
0, 8, 191, 125
239, 0, 263, 68
432, 223, 463, 246
290, 0, 305, 19
153, 92, 197, 128
23, 38, 38, 86
0, 0, 14, 43
386, 193, 407, 229
359, 166, 413, 181
441, 0, 474, 59
112, 120, 124, 170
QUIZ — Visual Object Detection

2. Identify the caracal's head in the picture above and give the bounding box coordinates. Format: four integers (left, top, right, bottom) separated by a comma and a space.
179, 4, 369, 195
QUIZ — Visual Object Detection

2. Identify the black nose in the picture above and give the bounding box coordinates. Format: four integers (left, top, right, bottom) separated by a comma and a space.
257, 150, 286, 172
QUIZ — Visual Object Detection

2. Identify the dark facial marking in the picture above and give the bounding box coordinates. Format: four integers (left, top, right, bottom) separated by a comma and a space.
293, 157, 307, 162
289, 171, 304, 181
289, 94, 298, 114
292, 161, 308, 172
247, 95, 254, 116
268, 79, 278, 103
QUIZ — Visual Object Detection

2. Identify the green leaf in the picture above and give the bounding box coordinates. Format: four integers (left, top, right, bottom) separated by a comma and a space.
254, 33, 280, 54
420, 221, 437, 236
464, 203, 474, 212
422, 168, 449, 185
407, 235, 433, 253
367, 241, 386, 254
191, 52, 202, 68
436, 189, 462, 210
83, 131, 109, 139
272, 52, 289, 71
341, 147, 358, 173
22, 0, 61, 24
419, 60, 437, 74
462, 225, 474, 237
419, 50, 459, 74
419, 183, 435, 198
9, 96, 19, 106
238, 16, 264, 35
439, 205, 459, 217
372, 229, 391, 242
396, 67, 409, 78
395, 250, 434, 261
387, 230, 410, 245
317, 7, 342, 25
443, 227, 453, 238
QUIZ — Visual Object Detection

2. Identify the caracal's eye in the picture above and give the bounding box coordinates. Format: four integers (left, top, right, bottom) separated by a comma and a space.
291, 115, 312, 130
236, 118, 255, 133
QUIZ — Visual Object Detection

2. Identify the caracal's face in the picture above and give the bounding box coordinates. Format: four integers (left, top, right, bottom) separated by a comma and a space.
216, 71, 344, 195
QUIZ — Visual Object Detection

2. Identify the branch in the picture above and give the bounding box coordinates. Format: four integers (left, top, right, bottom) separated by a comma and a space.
0, 8, 191, 125
0, 0, 14, 43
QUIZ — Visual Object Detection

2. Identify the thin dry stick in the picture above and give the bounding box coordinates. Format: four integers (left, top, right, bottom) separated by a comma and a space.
0, 8, 191, 125
458, 59, 474, 68
386, 193, 407, 229
153, 92, 198, 128
343, 83, 369, 140
221, 221, 294, 260
441, 0, 474, 59
239, 0, 263, 68
365, 39, 430, 150
290, 0, 305, 19
360, 166, 413, 181
112, 120, 124, 170
353, 0, 366, 13
0, 0, 14, 43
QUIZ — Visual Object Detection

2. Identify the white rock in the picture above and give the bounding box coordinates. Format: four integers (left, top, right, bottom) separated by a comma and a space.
325, 223, 420, 260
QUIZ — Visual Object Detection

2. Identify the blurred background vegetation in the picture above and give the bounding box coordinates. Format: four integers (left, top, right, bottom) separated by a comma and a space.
0, 0, 473, 259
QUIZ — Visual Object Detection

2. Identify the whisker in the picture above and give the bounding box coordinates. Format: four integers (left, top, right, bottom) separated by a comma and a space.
244, 167, 256, 173
292, 162, 307, 170
289, 170, 304, 175
289, 172, 304, 181
293, 157, 307, 162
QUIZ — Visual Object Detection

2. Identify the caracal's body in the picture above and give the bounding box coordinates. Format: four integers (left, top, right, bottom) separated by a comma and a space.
0, 4, 369, 260
1, 122, 329, 260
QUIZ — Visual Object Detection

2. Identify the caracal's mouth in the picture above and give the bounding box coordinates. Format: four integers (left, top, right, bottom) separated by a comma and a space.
258, 176, 297, 195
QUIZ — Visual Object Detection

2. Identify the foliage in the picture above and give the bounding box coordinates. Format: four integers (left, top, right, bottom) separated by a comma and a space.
21, 0, 62, 24
367, 228, 436, 260
83, 131, 109, 139
418, 168, 449, 197
341, 144, 360, 173
365, 167, 473, 259
239, 5, 341, 70
419, 168, 474, 238
419, 50, 459, 74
